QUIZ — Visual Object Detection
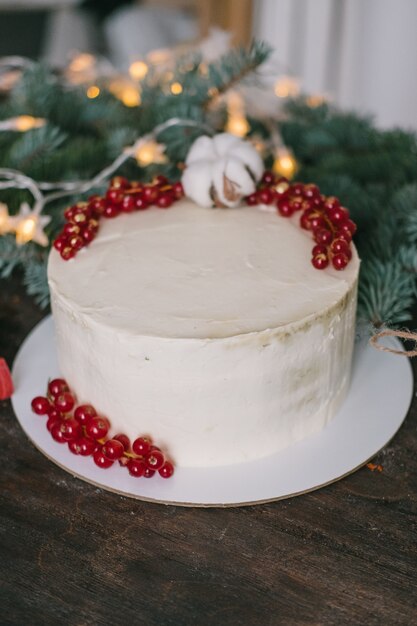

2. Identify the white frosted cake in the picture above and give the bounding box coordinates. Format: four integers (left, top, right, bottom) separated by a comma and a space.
48, 198, 359, 467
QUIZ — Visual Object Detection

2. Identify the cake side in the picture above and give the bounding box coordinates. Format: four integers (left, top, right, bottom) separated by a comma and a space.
49, 272, 358, 467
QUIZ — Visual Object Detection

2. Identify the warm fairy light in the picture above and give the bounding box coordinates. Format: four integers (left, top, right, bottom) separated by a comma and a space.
147, 48, 171, 65
226, 91, 249, 137
14, 116, 46, 131
273, 149, 298, 179
129, 60, 148, 81
135, 140, 167, 167
226, 114, 250, 138
109, 80, 141, 107
121, 86, 141, 107
15, 216, 37, 244
274, 76, 300, 98
69, 53, 95, 73
86, 85, 100, 99
170, 82, 183, 95
306, 94, 327, 108
0, 203, 9, 234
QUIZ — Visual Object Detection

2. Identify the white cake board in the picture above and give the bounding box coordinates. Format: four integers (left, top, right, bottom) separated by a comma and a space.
12, 316, 413, 508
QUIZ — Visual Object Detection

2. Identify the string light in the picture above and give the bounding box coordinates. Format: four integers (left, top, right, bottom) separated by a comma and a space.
0, 203, 9, 234
306, 94, 328, 108
273, 148, 298, 179
68, 53, 95, 74
226, 91, 249, 138
86, 85, 100, 99
129, 60, 148, 81
109, 79, 141, 107
147, 48, 172, 66
274, 76, 300, 99
135, 140, 167, 167
170, 82, 183, 95
226, 115, 250, 138
9, 203, 50, 246
0, 116, 46, 132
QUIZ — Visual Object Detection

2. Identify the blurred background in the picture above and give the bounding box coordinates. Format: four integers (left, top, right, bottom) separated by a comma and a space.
0, 0, 416, 130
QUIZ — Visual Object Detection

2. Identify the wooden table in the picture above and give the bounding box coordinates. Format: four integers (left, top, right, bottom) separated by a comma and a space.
1, 276, 416, 626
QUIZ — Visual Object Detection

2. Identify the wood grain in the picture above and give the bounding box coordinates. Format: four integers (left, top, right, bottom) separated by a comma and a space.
0, 276, 416, 626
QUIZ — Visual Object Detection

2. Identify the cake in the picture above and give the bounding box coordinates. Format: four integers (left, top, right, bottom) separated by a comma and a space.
48, 187, 359, 468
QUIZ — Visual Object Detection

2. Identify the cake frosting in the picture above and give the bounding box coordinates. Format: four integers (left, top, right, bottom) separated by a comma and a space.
48, 199, 359, 467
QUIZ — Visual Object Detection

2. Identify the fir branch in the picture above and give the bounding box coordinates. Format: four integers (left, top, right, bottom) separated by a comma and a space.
23, 256, 49, 308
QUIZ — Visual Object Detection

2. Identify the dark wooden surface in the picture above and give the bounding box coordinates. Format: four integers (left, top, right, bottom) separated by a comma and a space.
1, 276, 416, 626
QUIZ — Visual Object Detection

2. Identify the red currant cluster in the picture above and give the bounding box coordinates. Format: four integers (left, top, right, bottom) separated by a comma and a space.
31, 378, 174, 479
247, 172, 357, 270
53, 175, 184, 261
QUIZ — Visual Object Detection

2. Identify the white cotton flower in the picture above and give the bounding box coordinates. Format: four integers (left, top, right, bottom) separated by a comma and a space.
182, 133, 264, 208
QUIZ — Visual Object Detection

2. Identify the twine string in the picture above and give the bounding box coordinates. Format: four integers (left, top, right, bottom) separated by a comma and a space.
370, 329, 417, 357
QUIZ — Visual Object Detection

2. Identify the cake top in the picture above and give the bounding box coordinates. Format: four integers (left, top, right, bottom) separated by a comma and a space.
48, 199, 359, 339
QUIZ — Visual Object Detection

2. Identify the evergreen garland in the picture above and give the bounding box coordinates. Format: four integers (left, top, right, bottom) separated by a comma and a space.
0, 43, 416, 329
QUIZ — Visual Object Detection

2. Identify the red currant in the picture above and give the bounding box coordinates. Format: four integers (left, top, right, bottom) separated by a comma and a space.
53, 236, 68, 252
51, 422, 67, 443
303, 184, 320, 199
334, 229, 352, 243
277, 198, 294, 217
300, 211, 313, 230
106, 188, 124, 204
31, 396, 51, 415
85, 416, 110, 440
60, 247, 76, 260
261, 171, 275, 185
258, 188, 273, 205
159, 461, 174, 478
332, 253, 349, 270
102, 439, 124, 461
343, 219, 357, 236
89, 196, 106, 216
157, 193, 173, 208
64, 206, 76, 221
103, 203, 120, 218
60, 418, 81, 441
246, 193, 258, 206
54, 391, 75, 413
48, 378, 69, 398
311, 253, 329, 269
132, 437, 152, 456
121, 195, 136, 213
93, 448, 114, 468
145, 449, 165, 470
312, 244, 328, 256
68, 439, 81, 454
74, 436, 96, 456
324, 196, 340, 210
63, 223, 80, 237
110, 176, 129, 189
113, 434, 130, 451
326, 206, 349, 225
314, 228, 333, 245
143, 468, 155, 478
81, 227, 97, 244
172, 181, 184, 199
46, 414, 62, 432
154, 175, 168, 186
127, 458, 146, 477
134, 195, 149, 210
330, 238, 350, 255
74, 404, 97, 425
143, 186, 159, 204
309, 216, 327, 231
290, 183, 304, 197
69, 235, 84, 251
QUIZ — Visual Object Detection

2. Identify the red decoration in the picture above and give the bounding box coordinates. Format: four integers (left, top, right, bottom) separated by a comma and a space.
252, 172, 357, 270
0, 358, 14, 400
54, 176, 184, 261
53, 172, 356, 272
31, 380, 175, 479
